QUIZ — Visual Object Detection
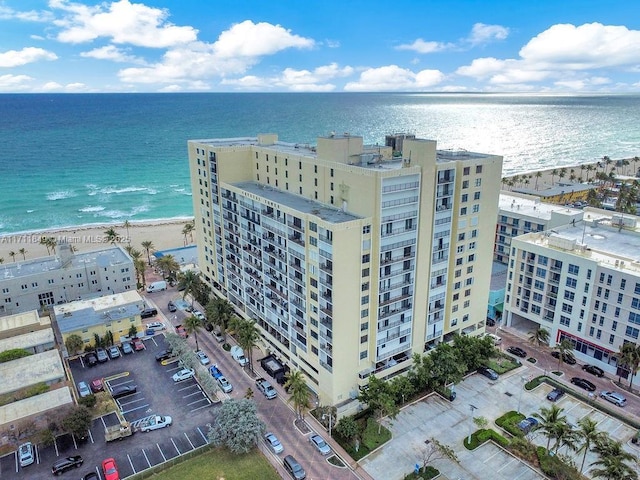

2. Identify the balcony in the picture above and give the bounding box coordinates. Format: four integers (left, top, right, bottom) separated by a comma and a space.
289, 234, 305, 247
379, 292, 411, 307
288, 221, 305, 234
380, 253, 414, 266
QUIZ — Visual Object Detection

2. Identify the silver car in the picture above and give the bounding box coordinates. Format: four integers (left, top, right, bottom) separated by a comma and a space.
309, 434, 331, 455
600, 391, 627, 406
77, 381, 91, 398
265, 432, 284, 454
18, 442, 34, 467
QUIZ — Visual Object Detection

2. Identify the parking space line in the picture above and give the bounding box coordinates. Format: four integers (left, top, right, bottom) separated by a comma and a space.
190, 402, 212, 413
184, 432, 195, 450
54, 437, 59, 457
87, 428, 94, 444
127, 453, 136, 473
100, 416, 108, 429
171, 438, 181, 454
183, 390, 205, 399
196, 427, 208, 443
12, 451, 17, 473
178, 384, 200, 392
157, 444, 166, 462
187, 397, 209, 407
122, 403, 150, 415
482, 449, 501, 463
496, 457, 516, 472
72, 434, 78, 449
142, 449, 151, 468
35, 444, 40, 465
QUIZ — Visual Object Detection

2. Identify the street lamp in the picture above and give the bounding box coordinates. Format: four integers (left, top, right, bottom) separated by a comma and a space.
467, 404, 478, 445
517, 375, 529, 413
322, 413, 333, 438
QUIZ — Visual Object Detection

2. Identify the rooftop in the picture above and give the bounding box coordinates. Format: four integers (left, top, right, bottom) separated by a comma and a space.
54, 290, 144, 333
0, 328, 54, 352
0, 386, 73, 427
0, 349, 64, 396
234, 181, 362, 224
499, 193, 584, 221
0, 245, 131, 281
513, 182, 594, 198
0, 310, 50, 334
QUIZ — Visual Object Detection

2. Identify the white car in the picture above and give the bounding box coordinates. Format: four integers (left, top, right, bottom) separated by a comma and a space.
217, 375, 233, 393
18, 442, 34, 467
483, 332, 502, 345
172, 368, 195, 382
194, 310, 206, 321
195, 350, 210, 365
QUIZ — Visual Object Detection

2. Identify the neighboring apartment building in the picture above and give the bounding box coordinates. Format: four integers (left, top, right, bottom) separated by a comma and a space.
188, 133, 502, 407
0, 242, 135, 316
503, 210, 640, 379
495, 192, 583, 264
0, 310, 73, 429
54, 290, 146, 347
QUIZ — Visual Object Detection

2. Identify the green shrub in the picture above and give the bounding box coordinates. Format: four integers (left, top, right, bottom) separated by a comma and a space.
0, 348, 32, 363
525, 376, 543, 390
465, 428, 510, 450
495, 411, 524, 437
78, 394, 97, 409
403, 465, 439, 480
537, 447, 581, 479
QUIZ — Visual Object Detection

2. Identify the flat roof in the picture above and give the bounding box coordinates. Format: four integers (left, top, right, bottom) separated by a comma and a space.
54, 290, 144, 333
233, 181, 362, 224
0, 328, 54, 351
0, 349, 64, 396
513, 183, 594, 197
0, 245, 131, 281
154, 245, 198, 265
0, 310, 49, 333
0, 387, 73, 427
499, 193, 583, 221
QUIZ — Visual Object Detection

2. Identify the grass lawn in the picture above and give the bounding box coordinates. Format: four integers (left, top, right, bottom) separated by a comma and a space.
150, 447, 281, 480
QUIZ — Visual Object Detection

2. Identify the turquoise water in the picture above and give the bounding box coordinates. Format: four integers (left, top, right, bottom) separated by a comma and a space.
1, 93, 639, 234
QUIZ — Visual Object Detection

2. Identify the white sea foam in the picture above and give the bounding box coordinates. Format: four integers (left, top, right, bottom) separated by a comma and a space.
79, 206, 105, 213
88, 186, 150, 196
26, 210, 35, 213
102, 205, 150, 219
47, 190, 77, 201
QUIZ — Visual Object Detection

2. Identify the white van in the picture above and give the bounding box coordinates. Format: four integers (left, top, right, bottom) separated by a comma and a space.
146, 280, 167, 293
230, 345, 248, 366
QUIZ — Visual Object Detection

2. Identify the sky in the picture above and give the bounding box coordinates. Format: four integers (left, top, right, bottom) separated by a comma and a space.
0, 0, 639, 93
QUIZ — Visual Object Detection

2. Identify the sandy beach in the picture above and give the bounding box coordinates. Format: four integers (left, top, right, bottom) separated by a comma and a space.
0, 218, 195, 263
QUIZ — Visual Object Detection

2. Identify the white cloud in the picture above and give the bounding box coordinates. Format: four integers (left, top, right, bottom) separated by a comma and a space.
80, 45, 145, 64
213, 20, 314, 58
467, 23, 509, 46
396, 39, 452, 54
344, 65, 444, 91
51, 0, 197, 47
0, 74, 33, 90
42, 81, 63, 91
0, 47, 58, 67
157, 84, 182, 92
0, 6, 54, 22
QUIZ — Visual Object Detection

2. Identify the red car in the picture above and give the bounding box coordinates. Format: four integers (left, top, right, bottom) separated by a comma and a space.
176, 325, 188, 338
132, 337, 145, 351
90, 378, 104, 393
102, 457, 119, 480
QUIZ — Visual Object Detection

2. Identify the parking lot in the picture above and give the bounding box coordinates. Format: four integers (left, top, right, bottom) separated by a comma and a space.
0, 333, 219, 479
360, 367, 639, 480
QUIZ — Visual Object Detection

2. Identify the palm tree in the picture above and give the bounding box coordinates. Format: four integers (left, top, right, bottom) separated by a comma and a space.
577, 417, 604, 474
553, 339, 573, 371
47, 237, 57, 254
8, 251, 16, 263
0, 258, 3, 264
206, 297, 235, 339
40, 236, 51, 255
134, 258, 147, 289
184, 314, 203, 351
590, 435, 638, 480
535, 171, 542, 190
141, 240, 154, 266
123, 220, 131, 245
617, 342, 640, 390
533, 404, 567, 452
18, 248, 27, 260
231, 317, 260, 374
284, 370, 311, 420
181, 222, 194, 246
178, 270, 199, 308
586, 164, 595, 182
104, 227, 118, 244
551, 168, 558, 186
528, 327, 550, 347
559, 167, 567, 183
552, 420, 578, 455
156, 254, 180, 283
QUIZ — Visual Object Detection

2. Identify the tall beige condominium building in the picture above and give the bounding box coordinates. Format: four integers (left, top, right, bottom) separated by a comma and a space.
188, 133, 502, 407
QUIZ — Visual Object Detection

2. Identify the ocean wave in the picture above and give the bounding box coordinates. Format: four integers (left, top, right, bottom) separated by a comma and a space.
79, 206, 105, 213
87, 186, 152, 196
102, 205, 150, 219
47, 190, 77, 201
26, 210, 35, 213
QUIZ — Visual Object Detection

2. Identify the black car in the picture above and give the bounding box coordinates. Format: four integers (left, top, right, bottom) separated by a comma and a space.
168, 301, 177, 312
110, 384, 137, 399
486, 317, 496, 327
155, 349, 174, 362
477, 366, 499, 380
506, 346, 527, 358
551, 351, 577, 365
141, 308, 158, 319
571, 377, 596, 392
582, 364, 605, 377
85, 353, 97, 367
95, 348, 109, 363
547, 388, 565, 402
52, 455, 83, 475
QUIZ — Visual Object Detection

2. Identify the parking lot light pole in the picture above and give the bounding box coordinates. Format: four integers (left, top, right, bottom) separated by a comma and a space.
322, 413, 333, 438
467, 404, 478, 445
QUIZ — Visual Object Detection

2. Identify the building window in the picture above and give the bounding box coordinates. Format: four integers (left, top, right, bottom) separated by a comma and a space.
473, 191, 481, 200
360, 351, 367, 359
362, 268, 369, 277
463, 167, 470, 175
568, 264, 579, 275
475, 178, 482, 187
462, 180, 469, 189
460, 207, 467, 215
461, 194, 468, 203
476, 165, 483, 174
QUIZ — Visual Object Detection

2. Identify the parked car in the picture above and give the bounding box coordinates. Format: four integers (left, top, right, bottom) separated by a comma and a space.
217, 375, 233, 393
477, 366, 499, 380
121, 342, 133, 354
18, 442, 34, 467
283, 455, 306, 480
95, 348, 109, 363
175, 324, 188, 338
172, 368, 195, 382
145, 321, 165, 331
132, 337, 145, 351
265, 432, 284, 454
140, 308, 158, 318
155, 349, 174, 362
551, 351, 577, 365
204, 322, 214, 332
483, 333, 502, 345
582, 364, 605, 377
51, 455, 84, 475
506, 346, 527, 358
547, 388, 565, 402
600, 391, 627, 406
108, 346, 121, 359
213, 329, 225, 343
102, 457, 120, 480
83, 473, 99, 480
196, 350, 210, 365
486, 317, 496, 327
570, 377, 596, 392
168, 301, 177, 312
517, 417, 539, 434
309, 434, 331, 455
111, 385, 137, 399
194, 310, 206, 321
85, 353, 98, 367
77, 381, 91, 398
90, 378, 104, 393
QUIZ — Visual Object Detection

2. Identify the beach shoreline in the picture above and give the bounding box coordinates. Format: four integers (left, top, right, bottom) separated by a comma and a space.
0, 217, 195, 262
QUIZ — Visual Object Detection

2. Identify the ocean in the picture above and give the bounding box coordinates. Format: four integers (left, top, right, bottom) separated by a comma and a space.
1, 93, 639, 235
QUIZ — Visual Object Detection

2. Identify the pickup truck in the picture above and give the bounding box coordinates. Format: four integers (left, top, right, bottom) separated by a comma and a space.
130, 415, 172, 432
105, 422, 134, 442
256, 377, 277, 399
